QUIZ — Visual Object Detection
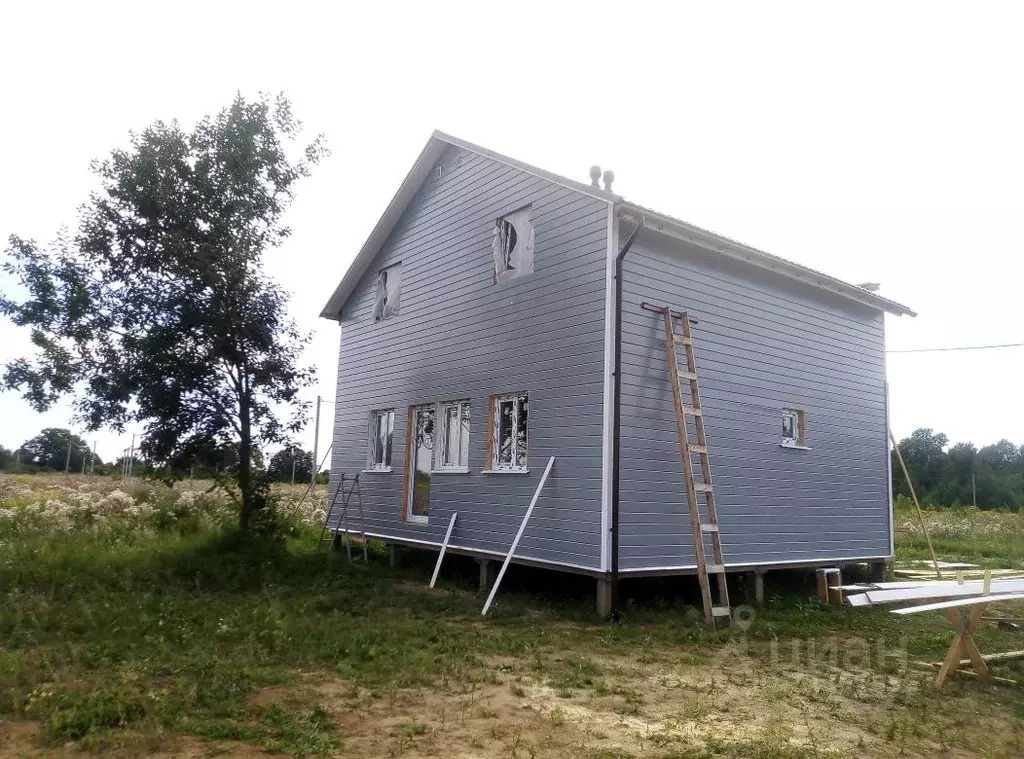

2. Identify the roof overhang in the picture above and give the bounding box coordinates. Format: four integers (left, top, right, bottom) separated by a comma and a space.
618, 205, 917, 317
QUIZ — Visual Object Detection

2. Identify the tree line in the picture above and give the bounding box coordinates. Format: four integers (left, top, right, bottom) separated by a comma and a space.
893, 428, 1023, 510
0, 427, 323, 483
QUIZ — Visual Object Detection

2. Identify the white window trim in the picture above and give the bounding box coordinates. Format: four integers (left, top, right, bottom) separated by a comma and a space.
434, 399, 471, 472
367, 409, 395, 471
490, 392, 528, 472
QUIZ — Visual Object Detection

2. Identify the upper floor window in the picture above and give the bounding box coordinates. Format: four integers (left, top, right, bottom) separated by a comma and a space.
372, 263, 401, 321
492, 207, 534, 284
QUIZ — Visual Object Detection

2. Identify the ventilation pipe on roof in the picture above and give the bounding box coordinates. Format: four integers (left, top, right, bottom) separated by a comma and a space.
603, 170, 614, 192
610, 213, 645, 622
590, 165, 602, 188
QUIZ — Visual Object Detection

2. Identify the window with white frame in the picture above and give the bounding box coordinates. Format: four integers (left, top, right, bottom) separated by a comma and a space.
492, 207, 534, 284
781, 408, 806, 448
372, 263, 401, 321
438, 400, 471, 470
368, 409, 395, 469
490, 393, 528, 470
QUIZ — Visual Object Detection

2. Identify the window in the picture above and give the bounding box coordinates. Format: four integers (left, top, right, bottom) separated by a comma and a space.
368, 409, 395, 470
492, 207, 534, 284
406, 405, 435, 523
490, 393, 528, 471
438, 400, 471, 470
781, 408, 806, 448
372, 263, 401, 321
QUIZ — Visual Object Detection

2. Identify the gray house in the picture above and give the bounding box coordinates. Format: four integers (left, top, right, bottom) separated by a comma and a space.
320, 131, 914, 618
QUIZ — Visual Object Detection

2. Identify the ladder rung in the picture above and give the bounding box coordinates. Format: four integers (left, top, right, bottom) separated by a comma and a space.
681, 406, 703, 416
687, 444, 708, 454
705, 564, 726, 574
673, 334, 693, 345
700, 523, 719, 533
677, 370, 698, 381
694, 483, 714, 493
712, 606, 732, 617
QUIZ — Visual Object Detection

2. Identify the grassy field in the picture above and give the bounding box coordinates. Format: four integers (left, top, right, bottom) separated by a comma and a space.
1, 474, 1022, 757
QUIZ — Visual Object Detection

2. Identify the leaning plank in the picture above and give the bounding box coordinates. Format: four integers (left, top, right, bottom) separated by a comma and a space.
890, 592, 1024, 615
429, 512, 458, 589
481, 457, 556, 617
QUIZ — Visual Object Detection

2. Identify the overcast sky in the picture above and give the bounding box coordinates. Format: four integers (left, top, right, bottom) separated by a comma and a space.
1, 1, 1021, 464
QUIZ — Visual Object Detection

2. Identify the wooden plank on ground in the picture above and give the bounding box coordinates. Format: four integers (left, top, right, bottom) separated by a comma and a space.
890, 592, 1024, 615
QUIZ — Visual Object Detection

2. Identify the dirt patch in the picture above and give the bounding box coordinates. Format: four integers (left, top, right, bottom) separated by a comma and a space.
281, 645, 1023, 758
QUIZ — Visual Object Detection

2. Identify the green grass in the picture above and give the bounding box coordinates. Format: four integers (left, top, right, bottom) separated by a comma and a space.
2, 479, 1023, 755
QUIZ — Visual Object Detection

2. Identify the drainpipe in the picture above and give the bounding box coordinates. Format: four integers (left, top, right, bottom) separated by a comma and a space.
610, 213, 644, 621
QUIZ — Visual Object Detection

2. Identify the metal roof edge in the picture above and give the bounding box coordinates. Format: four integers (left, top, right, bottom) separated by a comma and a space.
619, 204, 917, 318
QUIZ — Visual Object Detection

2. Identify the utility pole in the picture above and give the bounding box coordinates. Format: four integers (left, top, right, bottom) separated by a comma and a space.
972, 472, 977, 508
311, 395, 321, 487
65, 443, 72, 474
290, 447, 297, 485
90, 441, 97, 475
127, 433, 136, 479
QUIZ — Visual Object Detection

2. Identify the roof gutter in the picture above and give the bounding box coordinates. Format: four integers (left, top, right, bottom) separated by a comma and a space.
610, 214, 644, 621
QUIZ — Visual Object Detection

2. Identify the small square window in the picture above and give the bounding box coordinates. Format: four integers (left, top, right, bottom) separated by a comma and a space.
368, 409, 395, 469
492, 207, 534, 284
438, 400, 471, 469
781, 408, 806, 447
490, 393, 528, 470
372, 263, 401, 321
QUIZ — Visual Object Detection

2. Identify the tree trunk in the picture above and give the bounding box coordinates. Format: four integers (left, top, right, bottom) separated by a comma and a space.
238, 397, 253, 530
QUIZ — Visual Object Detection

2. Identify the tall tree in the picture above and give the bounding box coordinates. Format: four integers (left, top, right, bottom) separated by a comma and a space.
16, 428, 97, 471
0, 93, 326, 529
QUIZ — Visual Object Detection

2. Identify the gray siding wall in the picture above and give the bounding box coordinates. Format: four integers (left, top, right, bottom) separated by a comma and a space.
329, 147, 610, 571
618, 230, 891, 570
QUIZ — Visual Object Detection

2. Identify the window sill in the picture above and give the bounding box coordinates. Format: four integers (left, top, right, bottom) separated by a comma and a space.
431, 467, 470, 475
362, 467, 393, 474
480, 468, 530, 475
779, 443, 812, 451
407, 517, 428, 525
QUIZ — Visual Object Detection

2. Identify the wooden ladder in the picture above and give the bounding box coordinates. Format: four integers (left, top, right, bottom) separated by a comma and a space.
653, 303, 731, 629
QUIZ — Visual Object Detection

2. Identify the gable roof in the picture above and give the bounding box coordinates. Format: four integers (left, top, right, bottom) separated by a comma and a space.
320, 131, 915, 319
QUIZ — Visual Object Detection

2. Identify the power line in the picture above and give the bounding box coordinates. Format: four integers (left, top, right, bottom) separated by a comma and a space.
887, 342, 1024, 354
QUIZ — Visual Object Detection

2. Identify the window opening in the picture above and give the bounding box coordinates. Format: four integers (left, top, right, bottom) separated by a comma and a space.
368, 409, 395, 469
782, 408, 806, 447
406, 405, 435, 522
372, 263, 401, 321
491, 393, 528, 470
492, 208, 534, 283
439, 400, 471, 469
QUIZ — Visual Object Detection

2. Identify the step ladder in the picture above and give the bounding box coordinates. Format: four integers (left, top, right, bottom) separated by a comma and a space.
318, 473, 368, 562
651, 303, 731, 629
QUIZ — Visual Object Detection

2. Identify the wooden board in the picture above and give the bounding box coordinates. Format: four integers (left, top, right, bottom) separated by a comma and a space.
891, 592, 1024, 615
846, 578, 1024, 607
